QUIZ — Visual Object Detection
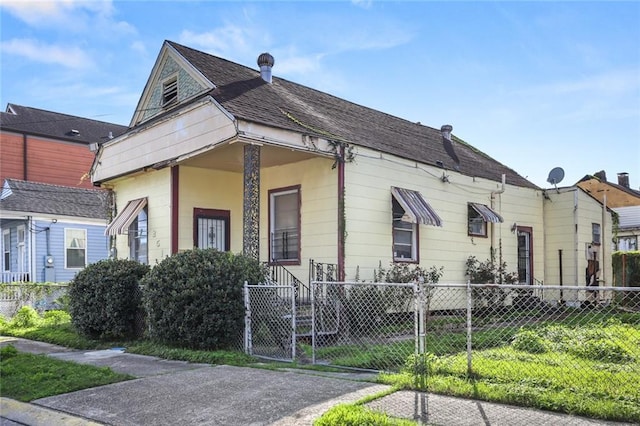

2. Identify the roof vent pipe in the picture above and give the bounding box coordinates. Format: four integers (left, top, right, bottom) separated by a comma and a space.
441, 124, 453, 140
257, 53, 275, 84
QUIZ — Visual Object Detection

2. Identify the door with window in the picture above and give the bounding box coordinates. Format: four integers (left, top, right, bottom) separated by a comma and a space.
193, 208, 230, 251
517, 226, 533, 285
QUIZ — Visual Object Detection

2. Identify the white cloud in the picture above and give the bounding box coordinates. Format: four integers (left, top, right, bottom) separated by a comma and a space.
0, 38, 93, 69
0, 0, 135, 36
179, 26, 253, 58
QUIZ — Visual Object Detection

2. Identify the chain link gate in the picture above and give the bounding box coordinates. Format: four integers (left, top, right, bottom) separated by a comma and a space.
311, 281, 420, 372
244, 282, 297, 361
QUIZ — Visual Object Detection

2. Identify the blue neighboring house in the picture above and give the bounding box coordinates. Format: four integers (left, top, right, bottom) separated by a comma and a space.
0, 178, 110, 283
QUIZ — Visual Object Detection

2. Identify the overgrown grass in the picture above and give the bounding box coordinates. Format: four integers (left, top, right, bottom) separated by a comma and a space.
0, 345, 132, 402
379, 319, 640, 423
314, 404, 416, 426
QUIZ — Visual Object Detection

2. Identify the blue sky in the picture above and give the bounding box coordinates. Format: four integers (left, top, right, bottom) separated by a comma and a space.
1, 1, 639, 190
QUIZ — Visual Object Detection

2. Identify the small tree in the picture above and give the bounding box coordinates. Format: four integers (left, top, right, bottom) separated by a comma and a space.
465, 255, 518, 314
68, 259, 149, 340
142, 249, 265, 350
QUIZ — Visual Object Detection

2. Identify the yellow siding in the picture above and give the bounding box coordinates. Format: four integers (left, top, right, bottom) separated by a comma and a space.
543, 188, 613, 303
343, 147, 544, 286
109, 168, 172, 263
178, 167, 244, 252
260, 157, 338, 280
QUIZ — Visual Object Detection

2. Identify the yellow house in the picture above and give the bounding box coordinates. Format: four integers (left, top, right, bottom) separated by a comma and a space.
543, 186, 614, 304
92, 40, 584, 296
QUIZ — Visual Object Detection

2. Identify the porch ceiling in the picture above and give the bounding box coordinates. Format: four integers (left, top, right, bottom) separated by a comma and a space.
180, 143, 322, 172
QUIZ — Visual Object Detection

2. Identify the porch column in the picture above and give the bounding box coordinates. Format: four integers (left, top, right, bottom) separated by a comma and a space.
243, 144, 260, 260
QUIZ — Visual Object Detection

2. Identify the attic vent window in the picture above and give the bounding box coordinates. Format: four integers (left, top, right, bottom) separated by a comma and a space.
162, 76, 178, 108
70, 129, 80, 136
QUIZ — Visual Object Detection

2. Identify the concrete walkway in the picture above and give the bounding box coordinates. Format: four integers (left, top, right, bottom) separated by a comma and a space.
0, 337, 633, 426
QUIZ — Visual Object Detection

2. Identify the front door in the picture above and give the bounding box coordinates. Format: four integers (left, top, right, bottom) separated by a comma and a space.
517, 226, 533, 285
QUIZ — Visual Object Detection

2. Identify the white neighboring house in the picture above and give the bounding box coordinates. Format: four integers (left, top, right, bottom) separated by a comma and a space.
613, 205, 640, 252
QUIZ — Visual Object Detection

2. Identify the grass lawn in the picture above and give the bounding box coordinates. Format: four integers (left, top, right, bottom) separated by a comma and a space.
0, 345, 133, 402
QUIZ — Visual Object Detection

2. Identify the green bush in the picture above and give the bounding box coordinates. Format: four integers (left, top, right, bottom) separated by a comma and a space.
142, 249, 265, 350
511, 329, 548, 354
573, 338, 634, 363
68, 259, 149, 340
42, 310, 71, 326
10, 306, 40, 328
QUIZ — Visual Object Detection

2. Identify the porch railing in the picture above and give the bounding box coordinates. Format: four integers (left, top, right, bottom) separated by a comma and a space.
1, 272, 31, 284
265, 260, 309, 304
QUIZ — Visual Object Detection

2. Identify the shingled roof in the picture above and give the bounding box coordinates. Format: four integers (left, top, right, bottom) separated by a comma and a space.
167, 41, 537, 190
1, 104, 129, 145
0, 179, 109, 220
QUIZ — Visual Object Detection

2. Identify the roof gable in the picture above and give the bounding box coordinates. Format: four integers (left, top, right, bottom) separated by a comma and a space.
1, 104, 128, 145
0, 179, 109, 220
133, 41, 537, 189
131, 42, 214, 126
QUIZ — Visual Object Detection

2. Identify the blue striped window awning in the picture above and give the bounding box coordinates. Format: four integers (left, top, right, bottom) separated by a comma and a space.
391, 187, 443, 227
469, 202, 503, 223
105, 197, 147, 236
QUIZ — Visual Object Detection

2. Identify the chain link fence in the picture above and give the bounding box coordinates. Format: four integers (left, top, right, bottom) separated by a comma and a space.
306, 282, 640, 375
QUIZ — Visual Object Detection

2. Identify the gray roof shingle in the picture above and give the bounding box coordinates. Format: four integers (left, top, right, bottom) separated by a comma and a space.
1, 104, 129, 145
167, 41, 538, 190
0, 179, 109, 220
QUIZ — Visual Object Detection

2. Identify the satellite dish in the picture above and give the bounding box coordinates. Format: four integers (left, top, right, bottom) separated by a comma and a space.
547, 167, 565, 186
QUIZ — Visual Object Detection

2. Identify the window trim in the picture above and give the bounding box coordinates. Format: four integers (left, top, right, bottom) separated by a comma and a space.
3, 229, 10, 272
392, 197, 419, 263
468, 204, 487, 237
129, 206, 148, 264
592, 222, 601, 245
268, 185, 301, 265
193, 208, 230, 251
64, 228, 87, 269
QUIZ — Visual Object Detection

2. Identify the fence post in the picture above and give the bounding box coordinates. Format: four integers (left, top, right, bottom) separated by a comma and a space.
291, 282, 297, 361
311, 281, 317, 365
244, 281, 252, 356
466, 279, 473, 376
418, 280, 425, 355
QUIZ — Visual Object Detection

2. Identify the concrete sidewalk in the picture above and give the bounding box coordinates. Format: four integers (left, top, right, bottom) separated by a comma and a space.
0, 337, 634, 425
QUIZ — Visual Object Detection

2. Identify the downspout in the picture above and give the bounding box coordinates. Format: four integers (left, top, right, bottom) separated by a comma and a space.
490, 174, 506, 264
337, 144, 346, 281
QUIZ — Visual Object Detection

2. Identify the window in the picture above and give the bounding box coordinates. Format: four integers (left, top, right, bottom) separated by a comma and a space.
617, 236, 637, 252
129, 207, 148, 264
65, 229, 86, 269
393, 198, 418, 262
468, 205, 486, 237
17, 226, 25, 273
467, 203, 503, 237
193, 208, 230, 251
3, 230, 10, 272
269, 186, 300, 263
162, 76, 178, 108
592, 223, 601, 245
